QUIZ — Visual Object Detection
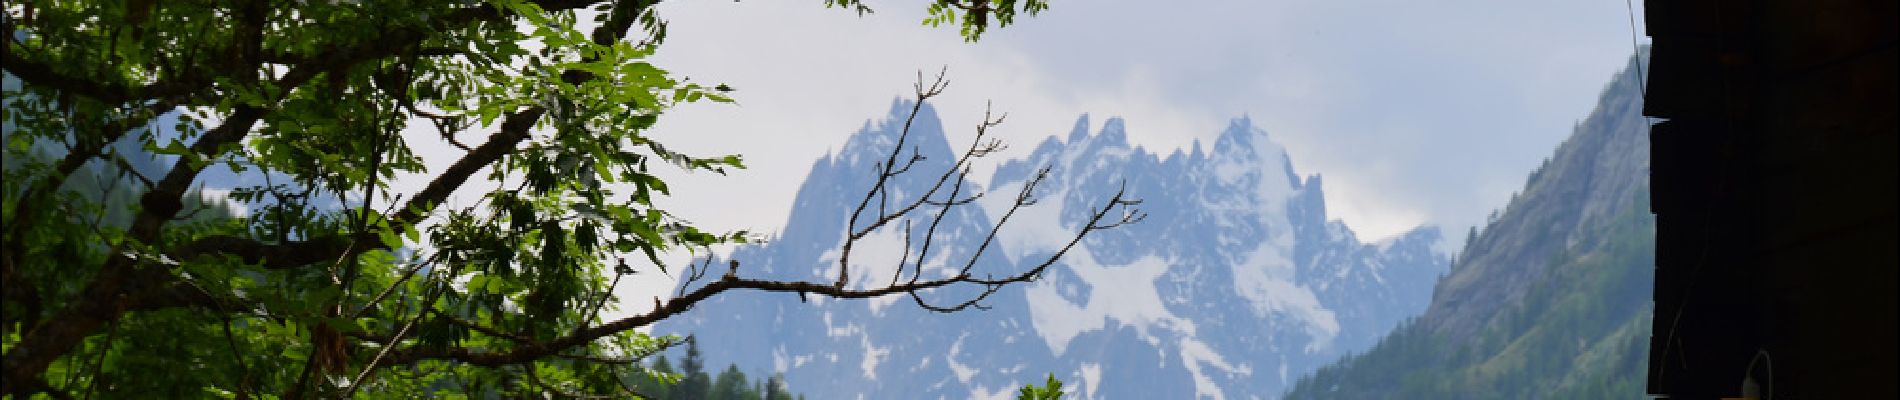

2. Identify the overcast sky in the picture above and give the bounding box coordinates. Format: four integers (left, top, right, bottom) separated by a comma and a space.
640, 0, 1647, 240
492, 0, 1652, 309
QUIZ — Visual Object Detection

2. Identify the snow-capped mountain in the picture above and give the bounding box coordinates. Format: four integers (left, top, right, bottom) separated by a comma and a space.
651, 100, 1448, 399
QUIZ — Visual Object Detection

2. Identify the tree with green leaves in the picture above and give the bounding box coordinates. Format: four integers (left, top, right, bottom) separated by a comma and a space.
674, 337, 710, 400
1, 0, 1136, 398
1017, 373, 1065, 400
634, 354, 679, 398
707, 364, 749, 400
630, 351, 799, 400
764, 372, 793, 400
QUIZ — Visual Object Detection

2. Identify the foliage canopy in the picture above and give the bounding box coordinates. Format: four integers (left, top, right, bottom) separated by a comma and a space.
1, 0, 1118, 398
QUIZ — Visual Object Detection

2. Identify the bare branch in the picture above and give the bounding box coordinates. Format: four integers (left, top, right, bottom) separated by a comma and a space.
890, 219, 916, 286
908, 165, 970, 284
838, 68, 1037, 290
675, 248, 717, 299
839, 68, 951, 287
373, 68, 1143, 371
575, 269, 628, 334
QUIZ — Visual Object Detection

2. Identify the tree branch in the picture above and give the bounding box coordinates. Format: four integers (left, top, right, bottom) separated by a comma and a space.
374, 70, 1143, 370
168, 235, 358, 270
388, 0, 659, 229
0, 21, 210, 105
0, 1, 501, 386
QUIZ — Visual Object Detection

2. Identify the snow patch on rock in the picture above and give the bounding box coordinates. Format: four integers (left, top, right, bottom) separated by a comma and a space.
1024, 248, 1190, 356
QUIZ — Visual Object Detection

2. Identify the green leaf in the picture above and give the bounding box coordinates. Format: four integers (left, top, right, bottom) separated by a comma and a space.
0, 0, 1054, 395
1017, 373, 1064, 400
379, 228, 404, 249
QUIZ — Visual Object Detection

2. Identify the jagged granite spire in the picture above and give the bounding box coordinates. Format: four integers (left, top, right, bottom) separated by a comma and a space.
654, 104, 1447, 400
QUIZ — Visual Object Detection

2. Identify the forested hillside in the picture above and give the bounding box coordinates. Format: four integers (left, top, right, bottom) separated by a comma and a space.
626, 339, 805, 400
1285, 50, 1653, 399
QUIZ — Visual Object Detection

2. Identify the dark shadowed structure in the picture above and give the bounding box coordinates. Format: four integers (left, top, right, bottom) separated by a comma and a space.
1643, 0, 1898, 398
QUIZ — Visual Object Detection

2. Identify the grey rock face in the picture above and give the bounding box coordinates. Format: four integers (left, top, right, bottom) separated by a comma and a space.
654, 101, 1447, 399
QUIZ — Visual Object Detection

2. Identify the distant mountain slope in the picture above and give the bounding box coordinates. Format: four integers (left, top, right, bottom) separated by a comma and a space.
651, 101, 1449, 399
3, 72, 240, 225
1284, 50, 1652, 399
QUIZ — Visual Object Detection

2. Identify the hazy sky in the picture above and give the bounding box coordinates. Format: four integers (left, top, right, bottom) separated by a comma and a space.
385, 0, 1650, 309
639, 0, 1648, 242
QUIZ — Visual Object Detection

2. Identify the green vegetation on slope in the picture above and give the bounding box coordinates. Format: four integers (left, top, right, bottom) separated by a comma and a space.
627, 338, 803, 400
1287, 49, 1652, 400
1285, 192, 1653, 399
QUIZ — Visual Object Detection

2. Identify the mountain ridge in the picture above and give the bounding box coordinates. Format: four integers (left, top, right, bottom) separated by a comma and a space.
1284, 49, 1654, 399
653, 99, 1448, 399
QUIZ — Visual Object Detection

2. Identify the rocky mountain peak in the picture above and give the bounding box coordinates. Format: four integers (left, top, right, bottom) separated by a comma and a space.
655, 105, 1448, 399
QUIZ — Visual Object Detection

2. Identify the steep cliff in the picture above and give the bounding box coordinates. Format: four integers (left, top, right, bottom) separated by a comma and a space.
1285, 51, 1653, 399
